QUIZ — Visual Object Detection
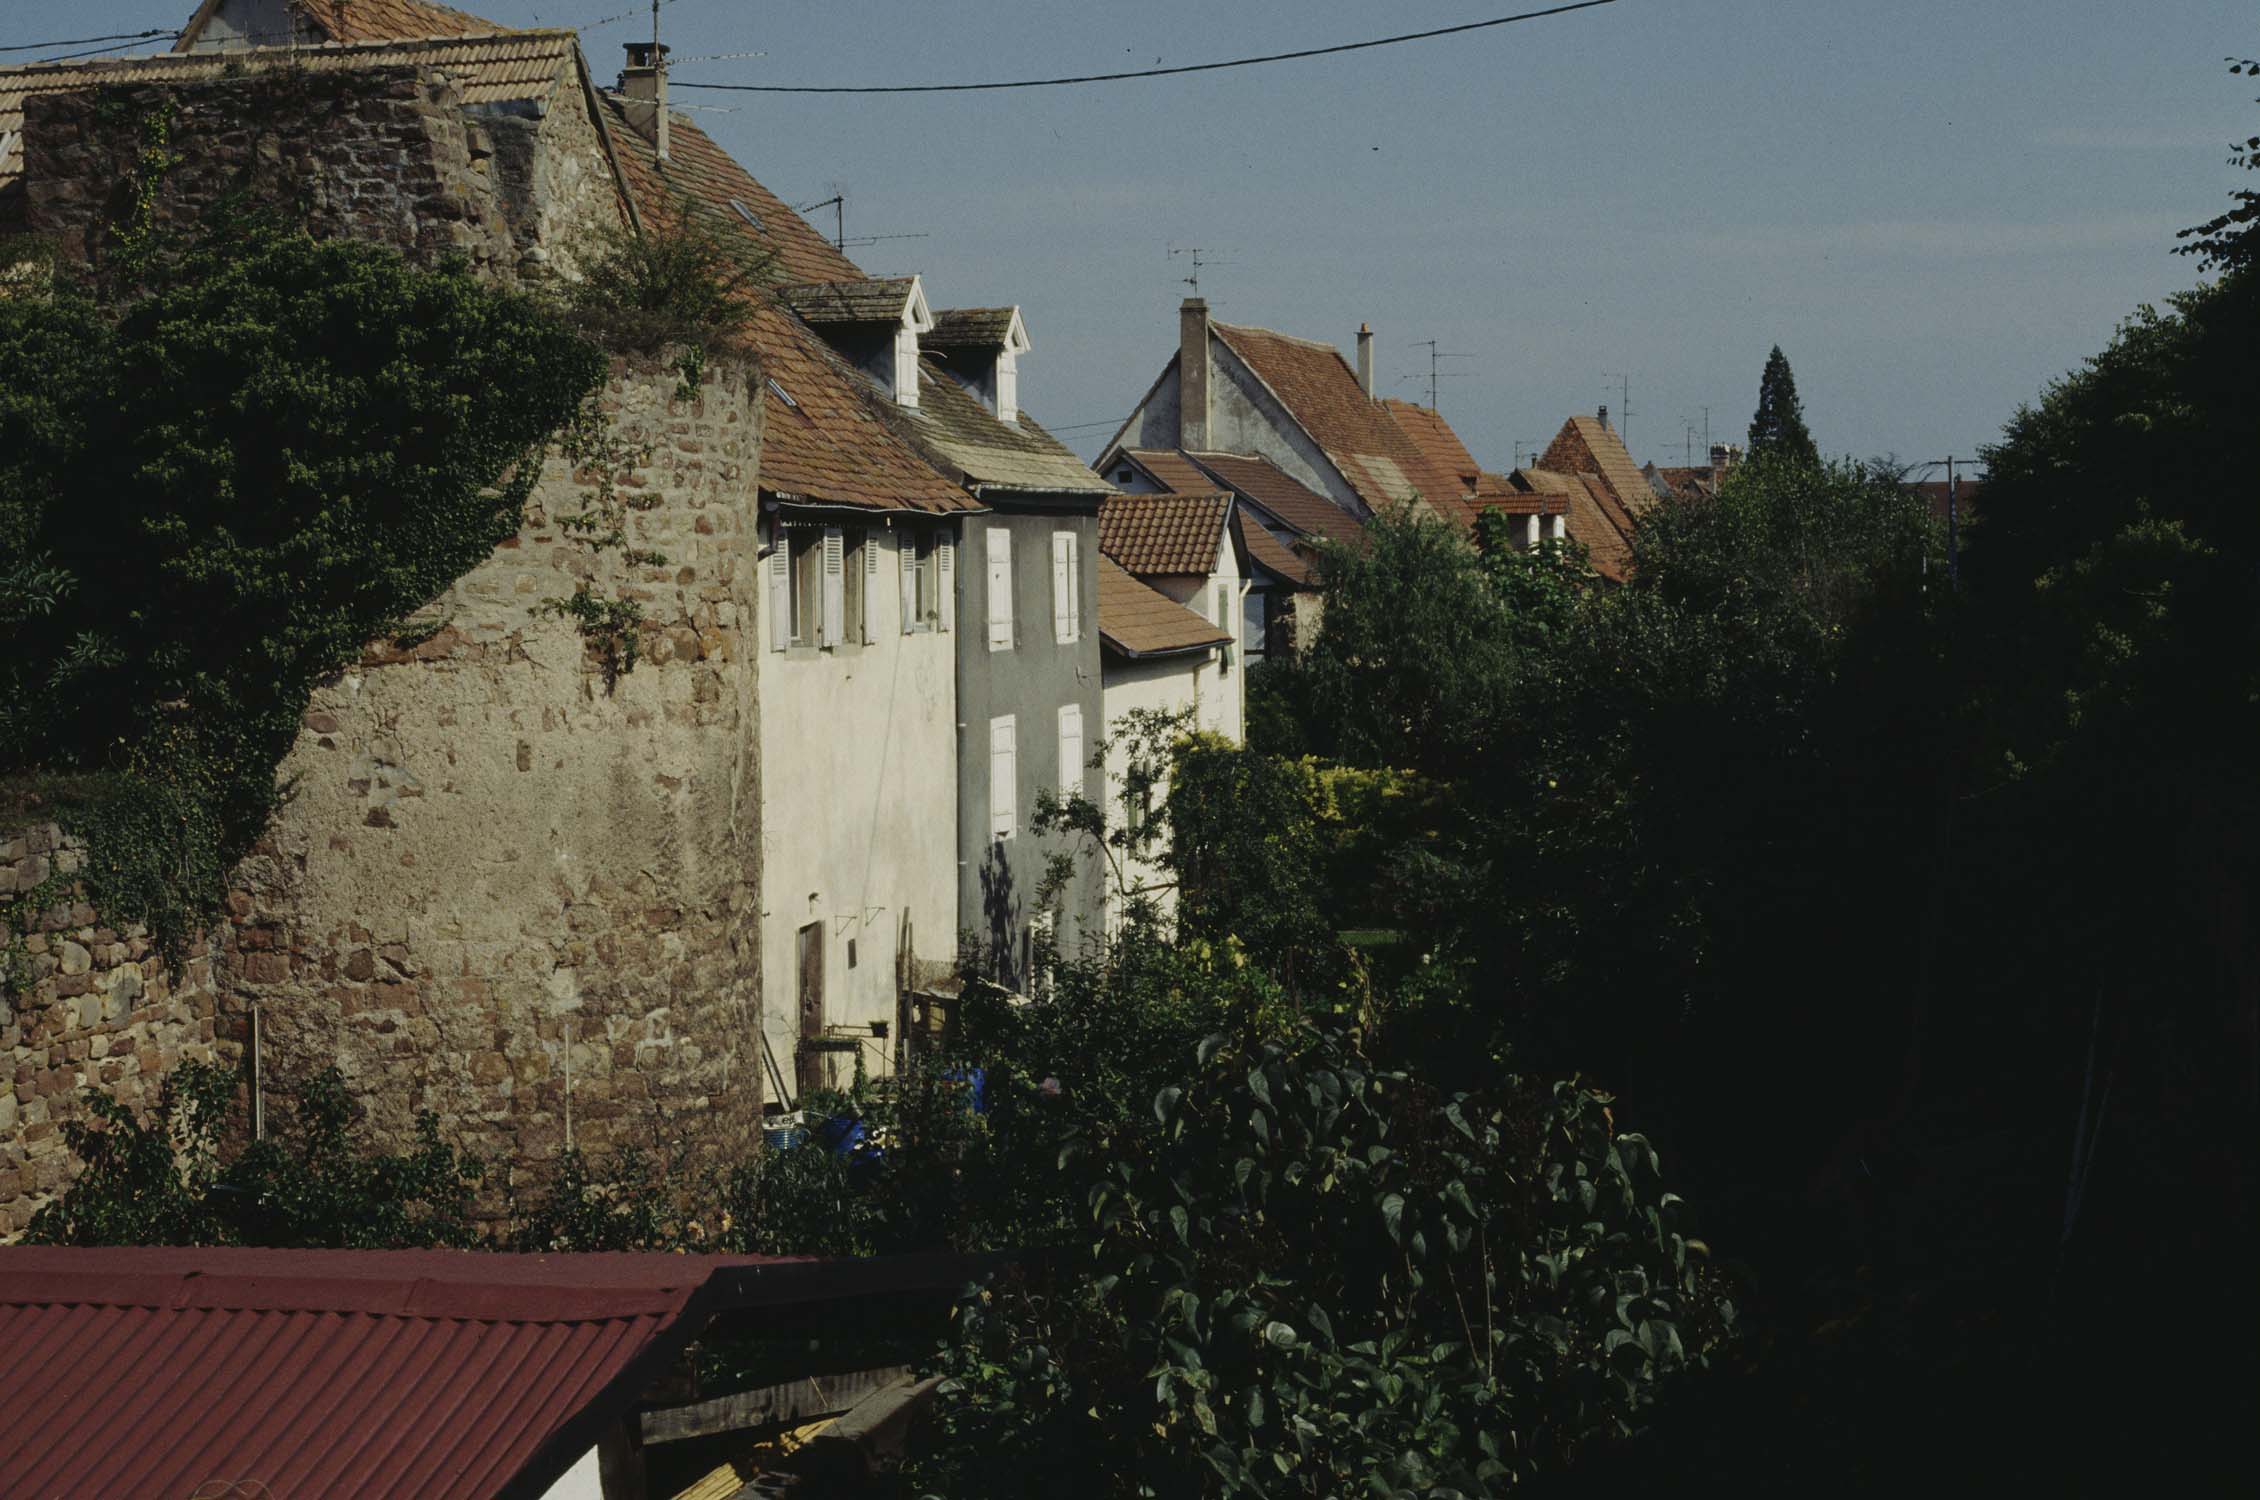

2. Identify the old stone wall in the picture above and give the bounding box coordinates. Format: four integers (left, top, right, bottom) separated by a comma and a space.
0, 828, 229, 1238
0, 359, 765, 1234
19, 64, 613, 283
221, 357, 766, 1198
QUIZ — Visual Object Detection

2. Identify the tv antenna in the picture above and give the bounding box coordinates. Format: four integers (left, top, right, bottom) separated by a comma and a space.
1601, 372, 1635, 452
794, 191, 925, 253
1168, 245, 1231, 297
1405, 340, 1471, 411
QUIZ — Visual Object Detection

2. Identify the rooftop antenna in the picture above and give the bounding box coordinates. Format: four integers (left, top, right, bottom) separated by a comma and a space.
1406, 340, 1471, 411
1602, 372, 1634, 453
1169, 245, 1231, 298
798, 193, 847, 250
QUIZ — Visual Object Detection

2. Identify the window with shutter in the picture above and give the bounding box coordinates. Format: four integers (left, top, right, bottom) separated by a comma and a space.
820, 528, 845, 647
899, 528, 919, 634
767, 524, 790, 653
937, 534, 955, 632
1050, 532, 1073, 644
787, 528, 822, 646
856, 529, 876, 643
986, 527, 1013, 651
989, 715, 1017, 840
1057, 703, 1084, 796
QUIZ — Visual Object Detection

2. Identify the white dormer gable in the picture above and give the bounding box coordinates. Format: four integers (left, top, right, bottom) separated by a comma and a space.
994, 308, 1032, 425
895, 275, 935, 409
926, 305, 1031, 423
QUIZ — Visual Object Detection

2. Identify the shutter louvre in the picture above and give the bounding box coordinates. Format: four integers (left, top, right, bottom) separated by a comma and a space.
938, 533, 955, 632
821, 527, 845, 646
900, 530, 918, 634
989, 716, 1017, 840
986, 527, 1013, 650
861, 529, 878, 643
1057, 703, 1084, 796
768, 525, 790, 652
1051, 532, 1072, 644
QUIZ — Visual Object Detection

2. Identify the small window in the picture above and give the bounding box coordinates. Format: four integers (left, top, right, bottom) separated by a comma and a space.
1051, 531, 1079, 645
729, 198, 767, 232
843, 529, 867, 644
767, 378, 799, 409
985, 527, 1013, 651
1057, 703, 1084, 796
989, 715, 1017, 841
789, 527, 822, 646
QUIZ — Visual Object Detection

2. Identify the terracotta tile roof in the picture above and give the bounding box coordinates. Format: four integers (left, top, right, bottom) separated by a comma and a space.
1566, 472, 1636, 580
1097, 556, 1230, 658
775, 277, 920, 325
600, 100, 863, 287
3, 30, 577, 195
173, 0, 516, 50
1648, 464, 1718, 501
1382, 398, 1484, 490
1211, 323, 1470, 523
899, 362, 1112, 495
1100, 491, 1233, 577
926, 307, 1020, 346
1235, 510, 1315, 587
0, 1246, 806, 1500
1541, 414, 1653, 520
1117, 448, 1220, 494
602, 105, 972, 513
1471, 471, 1570, 518
1182, 450, 1366, 544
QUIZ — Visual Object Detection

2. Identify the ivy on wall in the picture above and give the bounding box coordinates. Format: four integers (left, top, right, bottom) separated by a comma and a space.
0, 222, 607, 961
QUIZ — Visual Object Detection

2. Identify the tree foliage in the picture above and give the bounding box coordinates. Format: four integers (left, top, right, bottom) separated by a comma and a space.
1744, 344, 1819, 465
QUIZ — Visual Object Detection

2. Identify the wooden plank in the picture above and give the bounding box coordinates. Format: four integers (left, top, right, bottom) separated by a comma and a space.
638, 1365, 912, 1446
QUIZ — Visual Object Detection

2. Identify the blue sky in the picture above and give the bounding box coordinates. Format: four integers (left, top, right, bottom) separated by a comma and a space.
13, 1, 2255, 471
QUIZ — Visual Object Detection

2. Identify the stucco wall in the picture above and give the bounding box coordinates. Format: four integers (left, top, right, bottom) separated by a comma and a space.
223, 359, 766, 1189
1097, 657, 1201, 932
758, 514, 957, 1099
1111, 348, 1368, 520
953, 508, 1106, 987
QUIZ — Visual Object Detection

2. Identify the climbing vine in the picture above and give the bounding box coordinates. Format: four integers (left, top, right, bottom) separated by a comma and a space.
0, 221, 606, 958
536, 399, 664, 690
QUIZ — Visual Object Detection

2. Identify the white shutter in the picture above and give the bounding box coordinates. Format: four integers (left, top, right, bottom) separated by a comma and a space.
1067, 533, 1080, 641
861, 530, 878, 642
768, 527, 790, 652
988, 715, 1017, 840
821, 527, 845, 646
899, 530, 918, 634
985, 526, 1013, 651
1057, 703, 1084, 797
937, 533, 955, 632
1051, 532, 1072, 644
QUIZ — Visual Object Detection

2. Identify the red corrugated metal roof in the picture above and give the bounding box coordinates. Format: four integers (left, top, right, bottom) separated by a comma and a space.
0, 1247, 818, 1500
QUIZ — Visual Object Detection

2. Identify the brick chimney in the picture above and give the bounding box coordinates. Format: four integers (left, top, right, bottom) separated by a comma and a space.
620, 41, 670, 162
1179, 297, 1210, 451
1356, 323, 1374, 398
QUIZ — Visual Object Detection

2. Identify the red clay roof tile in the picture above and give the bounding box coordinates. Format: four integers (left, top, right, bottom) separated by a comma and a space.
1100, 491, 1233, 577
1097, 556, 1231, 658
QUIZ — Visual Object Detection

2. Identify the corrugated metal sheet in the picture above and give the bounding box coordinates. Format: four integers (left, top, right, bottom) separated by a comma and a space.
0, 1247, 802, 1500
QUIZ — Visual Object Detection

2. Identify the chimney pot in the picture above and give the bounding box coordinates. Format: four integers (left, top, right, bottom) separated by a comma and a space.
619, 43, 672, 161
1598, 404, 1609, 430
1179, 297, 1211, 452
1356, 323, 1375, 399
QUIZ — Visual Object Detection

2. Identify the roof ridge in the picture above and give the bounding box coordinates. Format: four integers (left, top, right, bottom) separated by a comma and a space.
1211, 321, 1345, 355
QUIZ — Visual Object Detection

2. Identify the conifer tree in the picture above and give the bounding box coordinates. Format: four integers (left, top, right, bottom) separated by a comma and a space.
1747, 344, 1819, 465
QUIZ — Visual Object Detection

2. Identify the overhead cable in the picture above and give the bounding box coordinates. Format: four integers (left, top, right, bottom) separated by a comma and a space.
671, 0, 1618, 96
0, 28, 178, 56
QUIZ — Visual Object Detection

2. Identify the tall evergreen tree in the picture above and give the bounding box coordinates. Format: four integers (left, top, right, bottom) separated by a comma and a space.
1747, 344, 1819, 464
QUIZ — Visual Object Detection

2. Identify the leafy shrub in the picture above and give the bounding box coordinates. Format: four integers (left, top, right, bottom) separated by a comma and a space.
910, 1022, 1733, 1497
564, 203, 773, 360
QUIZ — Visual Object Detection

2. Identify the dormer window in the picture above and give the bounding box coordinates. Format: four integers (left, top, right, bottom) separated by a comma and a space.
774, 274, 932, 408
924, 306, 1031, 423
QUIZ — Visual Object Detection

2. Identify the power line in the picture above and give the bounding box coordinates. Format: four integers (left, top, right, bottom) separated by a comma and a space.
671, 0, 1618, 96
0, 29, 176, 55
